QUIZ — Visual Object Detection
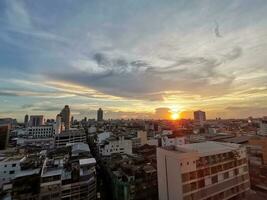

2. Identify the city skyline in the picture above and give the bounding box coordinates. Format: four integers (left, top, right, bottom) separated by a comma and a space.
0, 0, 267, 121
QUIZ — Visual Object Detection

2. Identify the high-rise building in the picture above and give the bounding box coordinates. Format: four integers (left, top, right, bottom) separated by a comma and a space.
29, 115, 44, 127
97, 108, 103, 121
71, 116, 74, 124
55, 114, 62, 134
194, 110, 206, 122
0, 124, 10, 150
157, 141, 250, 200
60, 105, 71, 130
24, 114, 29, 127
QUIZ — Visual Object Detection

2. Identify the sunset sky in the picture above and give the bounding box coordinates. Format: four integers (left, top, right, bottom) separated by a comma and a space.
0, 0, 267, 121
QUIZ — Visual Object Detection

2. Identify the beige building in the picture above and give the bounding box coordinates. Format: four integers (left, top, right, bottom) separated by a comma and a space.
249, 136, 267, 165
157, 141, 250, 200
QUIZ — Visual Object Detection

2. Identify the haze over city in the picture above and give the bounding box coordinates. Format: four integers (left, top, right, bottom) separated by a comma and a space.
0, 0, 267, 121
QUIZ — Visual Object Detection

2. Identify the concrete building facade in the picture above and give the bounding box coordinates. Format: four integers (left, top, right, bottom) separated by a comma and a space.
157, 142, 250, 200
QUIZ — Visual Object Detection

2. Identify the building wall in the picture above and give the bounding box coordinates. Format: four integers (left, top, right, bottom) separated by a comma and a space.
0, 124, 10, 150
161, 136, 185, 147
137, 131, 147, 145
0, 159, 21, 187
99, 137, 132, 156
29, 115, 44, 127
27, 126, 54, 138
157, 145, 250, 200
249, 137, 267, 165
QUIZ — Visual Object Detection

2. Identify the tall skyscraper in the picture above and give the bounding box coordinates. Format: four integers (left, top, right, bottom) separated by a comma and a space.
29, 115, 44, 127
194, 110, 206, 122
24, 114, 29, 127
60, 105, 71, 130
97, 108, 103, 121
0, 124, 10, 150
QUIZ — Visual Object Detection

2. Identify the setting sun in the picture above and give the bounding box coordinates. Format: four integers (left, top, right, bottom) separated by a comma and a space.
171, 112, 179, 120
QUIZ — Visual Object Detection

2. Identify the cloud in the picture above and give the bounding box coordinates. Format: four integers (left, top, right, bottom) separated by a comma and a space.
1, 0, 267, 120
47, 46, 243, 100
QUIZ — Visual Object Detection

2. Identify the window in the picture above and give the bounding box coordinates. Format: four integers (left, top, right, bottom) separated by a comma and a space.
182, 173, 189, 182
190, 182, 197, 191
197, 170, 204, 178
224, 172, 229, 179
211, 175, 218, 184
198, 179, 205, 188
203, 168, 210, 176
189, 172, 196, 180
9, 170, 15, 174
12, 163, 16, 167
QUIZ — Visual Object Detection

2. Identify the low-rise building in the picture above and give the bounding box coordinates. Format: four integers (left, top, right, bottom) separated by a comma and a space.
98, 135, 132, 156
26, 125, 54, 138
54, 129, 87, 148
0, 155, 23, 188
39, 143, 97, 200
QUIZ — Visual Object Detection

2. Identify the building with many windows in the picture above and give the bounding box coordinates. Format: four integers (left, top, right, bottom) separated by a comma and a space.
26, 125, 54, 138
54, 129, 87, 148
39, 143, 96, 200
0, 155, 23, 188
194, 111, 206, 124
157, 141, 250, 200
98, 135, 132, 156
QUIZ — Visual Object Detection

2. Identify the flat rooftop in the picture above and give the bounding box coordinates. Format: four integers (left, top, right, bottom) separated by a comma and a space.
177, 141, 240, 156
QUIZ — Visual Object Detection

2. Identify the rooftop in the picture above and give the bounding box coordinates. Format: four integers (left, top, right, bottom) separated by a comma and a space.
176, 141, 240, 156
79, 158, 96, 166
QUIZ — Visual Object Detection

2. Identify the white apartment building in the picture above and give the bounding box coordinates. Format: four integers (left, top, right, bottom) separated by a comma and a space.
27, 125, 54, 138
161, 136, 185, 147
0, 156, 23, 187
99, 135, 132, 156
96, 132, 111, 144
157, 141, 250, 200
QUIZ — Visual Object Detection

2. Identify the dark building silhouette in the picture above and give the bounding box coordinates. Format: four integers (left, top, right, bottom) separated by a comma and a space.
24, 114, 29, 127
97, 108, 103, 121
29, 115, 44, 127
60, 105, 71, 130
0, 124, 10, 150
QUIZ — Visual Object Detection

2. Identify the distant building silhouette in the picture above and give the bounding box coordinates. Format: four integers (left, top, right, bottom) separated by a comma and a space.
97, 108, 103, 121
24, 114, 29, 127
29, 115, 44, 127
60, 105, 71, 130
194, 110, 206, 122
0, 124, 10, 150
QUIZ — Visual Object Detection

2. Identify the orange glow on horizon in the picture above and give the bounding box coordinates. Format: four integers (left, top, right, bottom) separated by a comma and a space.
170, 112, 179, 120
